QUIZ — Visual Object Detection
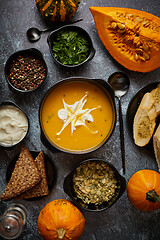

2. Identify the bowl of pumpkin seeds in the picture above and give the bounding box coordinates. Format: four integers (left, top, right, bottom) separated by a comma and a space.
63, 158, 126, 211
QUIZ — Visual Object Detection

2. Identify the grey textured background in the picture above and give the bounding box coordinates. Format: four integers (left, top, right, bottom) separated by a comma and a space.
0, 0, 160, 239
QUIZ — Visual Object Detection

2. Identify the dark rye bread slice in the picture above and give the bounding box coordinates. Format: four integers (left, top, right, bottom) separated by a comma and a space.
1, 146, 42, 201
18, 150, 49, 199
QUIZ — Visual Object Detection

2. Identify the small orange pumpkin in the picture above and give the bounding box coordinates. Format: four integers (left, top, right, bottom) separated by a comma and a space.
127, 169, 160, 211
38, 199, 85, 240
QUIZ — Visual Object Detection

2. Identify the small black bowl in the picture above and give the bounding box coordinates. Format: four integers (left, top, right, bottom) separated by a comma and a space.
0, 101, 29, 149
63, 158, 126, 211
47, 25, 95, 67
4, 48, 48, 93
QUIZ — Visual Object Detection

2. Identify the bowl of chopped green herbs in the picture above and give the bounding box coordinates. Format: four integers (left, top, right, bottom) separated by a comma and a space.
47, 25, 95, 67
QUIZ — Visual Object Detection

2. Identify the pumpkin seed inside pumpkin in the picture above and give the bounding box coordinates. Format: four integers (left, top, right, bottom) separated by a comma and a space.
107, 12, 159, 63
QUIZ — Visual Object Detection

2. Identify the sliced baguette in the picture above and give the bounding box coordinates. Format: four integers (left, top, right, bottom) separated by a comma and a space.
18, 150, 49, 199
1, 146, 42, 201
133, 92, 157, 147
151, 83, 160, 115
153, 124, 160, 172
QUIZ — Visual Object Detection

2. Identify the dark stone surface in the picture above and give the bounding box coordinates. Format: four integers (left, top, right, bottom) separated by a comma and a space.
0, 0, 160, 239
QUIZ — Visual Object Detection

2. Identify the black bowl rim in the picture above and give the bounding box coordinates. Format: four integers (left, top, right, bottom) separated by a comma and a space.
39, 76, 116, 154
63, 158, 126, 212
127, 81, 160, 149
47, 25, 96, 68
127, 81, 160, 133
0, 100, 30, 148
4, 48, 48, 93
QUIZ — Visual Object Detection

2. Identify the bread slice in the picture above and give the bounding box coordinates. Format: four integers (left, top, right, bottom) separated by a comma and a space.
1, 146, 42, 201
133, 92, 157, 147
151, 83, 160, 115
18, 150, 49, 199
153, 124, 160, 172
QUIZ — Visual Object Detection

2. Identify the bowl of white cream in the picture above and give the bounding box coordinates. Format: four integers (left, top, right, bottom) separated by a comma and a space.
0, 101, 29, 148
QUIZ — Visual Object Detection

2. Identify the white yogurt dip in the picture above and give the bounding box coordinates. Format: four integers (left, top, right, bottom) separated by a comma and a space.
0, 105, 28, 146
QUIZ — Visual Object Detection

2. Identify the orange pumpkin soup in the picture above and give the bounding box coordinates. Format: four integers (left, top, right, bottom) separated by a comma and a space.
41, 80, 115, 152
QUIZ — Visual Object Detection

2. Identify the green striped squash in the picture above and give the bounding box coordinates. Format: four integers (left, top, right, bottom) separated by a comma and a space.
36, 0, 81, 22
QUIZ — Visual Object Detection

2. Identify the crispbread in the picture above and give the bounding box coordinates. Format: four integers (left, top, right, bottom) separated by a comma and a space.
1, 146, 42, 201
18, 150, 49, 199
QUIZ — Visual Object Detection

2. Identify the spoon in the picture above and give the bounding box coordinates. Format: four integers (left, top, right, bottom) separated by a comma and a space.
26, 18, 83, 42
108, 72, 130, 174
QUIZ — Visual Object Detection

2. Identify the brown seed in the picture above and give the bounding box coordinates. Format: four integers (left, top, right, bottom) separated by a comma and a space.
142, 44, 149, 52
110, 22, 117, 29
140, 56, 146, 61
118, 29, 125, 34
134, 54, 139, 61
117, 22, 125, 29
143, 52, 150, 60
143, 21, 150, 27
134, 17, 141, 23
135, 48, 143, 55
142, 20, 149, 25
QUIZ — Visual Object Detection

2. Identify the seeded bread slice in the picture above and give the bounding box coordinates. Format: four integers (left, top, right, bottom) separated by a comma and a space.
1, 146, 42, 201
133, 92, 157, 147
18, 150, 49, 199
153, 124, 160, 172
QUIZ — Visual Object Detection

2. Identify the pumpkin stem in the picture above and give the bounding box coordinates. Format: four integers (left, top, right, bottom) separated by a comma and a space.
146, 189, 160, 203
57, 228, 66, 239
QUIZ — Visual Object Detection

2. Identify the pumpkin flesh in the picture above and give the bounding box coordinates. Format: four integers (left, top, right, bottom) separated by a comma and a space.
38, 199, 85, 240
89, 7, 160, 72
127, 170, 160, 211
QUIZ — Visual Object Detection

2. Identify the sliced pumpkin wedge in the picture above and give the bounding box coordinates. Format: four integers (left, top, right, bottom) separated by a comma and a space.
89, 7, 160, 72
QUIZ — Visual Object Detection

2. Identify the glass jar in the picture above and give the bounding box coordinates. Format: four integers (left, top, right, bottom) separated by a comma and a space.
0, 204, 27, 239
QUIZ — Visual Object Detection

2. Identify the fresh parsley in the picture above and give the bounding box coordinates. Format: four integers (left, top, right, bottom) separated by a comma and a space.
52, 30, 90, 65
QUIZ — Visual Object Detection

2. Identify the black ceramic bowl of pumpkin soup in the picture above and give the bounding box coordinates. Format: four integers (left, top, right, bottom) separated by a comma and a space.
39, 77, 116, 154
